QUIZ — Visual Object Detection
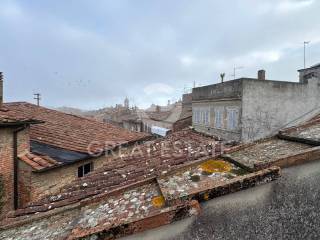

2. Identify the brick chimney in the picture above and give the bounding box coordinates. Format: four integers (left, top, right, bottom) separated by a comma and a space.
258, 70, 266, 80
0, 72, 3, 107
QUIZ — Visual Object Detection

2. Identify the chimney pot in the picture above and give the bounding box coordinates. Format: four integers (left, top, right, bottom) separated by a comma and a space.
258, 70, 266, 80
0, 72, 3, 107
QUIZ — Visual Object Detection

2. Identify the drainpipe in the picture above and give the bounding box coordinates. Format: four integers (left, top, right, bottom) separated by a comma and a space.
13, 125, 26, 210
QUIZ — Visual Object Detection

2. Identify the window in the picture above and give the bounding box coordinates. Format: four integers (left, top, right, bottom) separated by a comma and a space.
193, 109, 201, 124
227, 109, 239, 130
194, 108, 210, 126
107, 149, 112, 156
215, 109, 223, 129
201, 110, 204, 124
78, 162, 93, 178
204, 109, 209, 126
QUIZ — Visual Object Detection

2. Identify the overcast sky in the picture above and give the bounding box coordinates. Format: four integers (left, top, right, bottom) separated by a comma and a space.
0, 0, 319, 110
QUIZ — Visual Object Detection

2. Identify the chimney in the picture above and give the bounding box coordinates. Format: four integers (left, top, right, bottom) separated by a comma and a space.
258, 70, 266, 80
0, 72, 3, 107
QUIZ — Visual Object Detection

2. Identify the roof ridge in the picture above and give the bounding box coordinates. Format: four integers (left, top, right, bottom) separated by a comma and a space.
4, 101, 141, 133
5, 101, 109, 124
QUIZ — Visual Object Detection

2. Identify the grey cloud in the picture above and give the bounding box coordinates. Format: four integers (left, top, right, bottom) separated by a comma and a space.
0, 0, 319, 109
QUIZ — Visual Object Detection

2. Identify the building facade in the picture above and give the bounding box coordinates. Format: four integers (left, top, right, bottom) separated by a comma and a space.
192, 69, 320, 143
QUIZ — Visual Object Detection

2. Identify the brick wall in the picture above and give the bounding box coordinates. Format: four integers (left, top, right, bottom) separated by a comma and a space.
0, 127, 30, 217
17, 161, 32, 208
0, 175, 4, 214
0, 128, 14, 216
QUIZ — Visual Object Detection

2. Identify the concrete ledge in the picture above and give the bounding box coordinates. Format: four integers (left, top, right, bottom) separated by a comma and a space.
255, 147, 320, 170
277, 133, 320, 146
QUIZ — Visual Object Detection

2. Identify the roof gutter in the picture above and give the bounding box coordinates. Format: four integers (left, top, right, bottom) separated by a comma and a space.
0, 120, 43, 127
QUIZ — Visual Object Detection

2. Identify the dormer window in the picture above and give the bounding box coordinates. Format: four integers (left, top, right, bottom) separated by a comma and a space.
78, 162, 93, 178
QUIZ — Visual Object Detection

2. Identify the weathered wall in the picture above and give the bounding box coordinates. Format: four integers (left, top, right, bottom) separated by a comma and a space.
193, 80, 243, 101
123, 121, 142, 132
0, 127, 29, 217
241, 78, 320, 142
192, 100, 242, 141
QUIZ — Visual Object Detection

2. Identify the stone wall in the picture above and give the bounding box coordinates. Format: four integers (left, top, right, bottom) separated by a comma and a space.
18, 154, 112, 206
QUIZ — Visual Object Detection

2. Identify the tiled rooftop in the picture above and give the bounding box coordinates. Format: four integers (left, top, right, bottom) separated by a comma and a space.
0, 177, 202, 240
279, 118, 320, 144
69, 181, 169, 239
3, 102, 149, 153
3, 115, 320, 239
0, 165, 280, 240
0, 107, 40, 125
7, 129, 218, 217
225, 138, 312, 170
158, 158, 248, 202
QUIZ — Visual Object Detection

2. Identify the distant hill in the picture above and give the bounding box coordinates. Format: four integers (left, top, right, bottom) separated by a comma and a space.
54, 106, 88, 116
53, 106, 113, 122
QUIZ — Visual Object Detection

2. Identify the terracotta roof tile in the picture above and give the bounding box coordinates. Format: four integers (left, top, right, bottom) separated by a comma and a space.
3, 102, 149, 153
0, 107, 40, 125
18, 152, 61, 171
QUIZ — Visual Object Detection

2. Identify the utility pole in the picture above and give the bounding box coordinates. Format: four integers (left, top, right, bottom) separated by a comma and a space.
34, 93, 41, 106
232, 66, 244, 80
304, 41, 310, 69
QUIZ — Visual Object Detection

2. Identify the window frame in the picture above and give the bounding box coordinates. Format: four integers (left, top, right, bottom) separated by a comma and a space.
214, 108, 223, 129
78, 162, 94, 178
227, 108, 239, 130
